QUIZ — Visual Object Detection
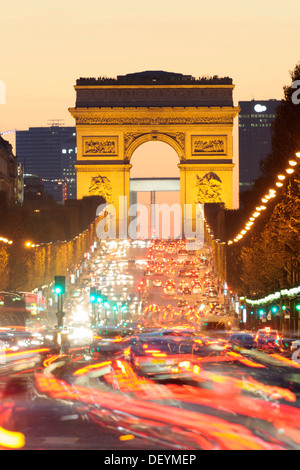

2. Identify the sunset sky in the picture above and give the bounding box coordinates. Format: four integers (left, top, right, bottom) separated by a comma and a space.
1, 0, 299, 181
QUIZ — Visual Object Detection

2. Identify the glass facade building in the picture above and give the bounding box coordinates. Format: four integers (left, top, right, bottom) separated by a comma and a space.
238, 99, 281, 191
16, 126, 76, 202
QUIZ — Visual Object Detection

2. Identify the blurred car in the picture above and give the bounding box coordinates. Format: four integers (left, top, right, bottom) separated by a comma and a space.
90, 327, 131, 358
192, 286, 202, 294
163, 287, 176, 296
291, 339, 300, 351
183, 287, 192, 295
68, 324, 93, 346
227, 332, 256, 350
254, 328, 281, 349
0, 332, 11, 355
153, 279, 162, 287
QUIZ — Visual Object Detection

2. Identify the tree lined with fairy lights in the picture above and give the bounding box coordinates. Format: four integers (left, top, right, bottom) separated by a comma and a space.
226, 62, 300, 297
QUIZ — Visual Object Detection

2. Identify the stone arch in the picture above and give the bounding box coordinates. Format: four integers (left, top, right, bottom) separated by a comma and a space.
124, 131, 185, 162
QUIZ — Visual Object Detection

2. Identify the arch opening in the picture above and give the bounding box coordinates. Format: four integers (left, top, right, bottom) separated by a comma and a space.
129, 140, 180, 239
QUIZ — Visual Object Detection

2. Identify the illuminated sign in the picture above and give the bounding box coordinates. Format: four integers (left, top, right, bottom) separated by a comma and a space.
254, 104, 267, 113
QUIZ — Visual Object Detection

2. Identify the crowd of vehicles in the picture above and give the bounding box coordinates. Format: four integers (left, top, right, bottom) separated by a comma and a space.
1, 239, 300, 450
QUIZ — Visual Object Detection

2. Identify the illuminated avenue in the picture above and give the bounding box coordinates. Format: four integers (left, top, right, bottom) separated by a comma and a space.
0, 68, 300, 452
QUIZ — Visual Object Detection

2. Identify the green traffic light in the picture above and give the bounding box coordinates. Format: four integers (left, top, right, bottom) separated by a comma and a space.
296, 304, 300, 311
90, 289, 103, 303
54, 275, 65, 295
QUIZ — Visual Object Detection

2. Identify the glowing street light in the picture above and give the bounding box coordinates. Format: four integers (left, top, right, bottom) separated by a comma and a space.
277, 174, 286, 180
286, 168, 294, 174
289, 160, 297, 166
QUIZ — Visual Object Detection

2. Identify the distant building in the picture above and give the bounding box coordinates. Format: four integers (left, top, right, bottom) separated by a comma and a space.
23, 174, 48, 200
0, 136, 19, 203
16, 126, 76, 203
17, 163, 24, 204
61, 135, 77, 200
238, 99, 281, 191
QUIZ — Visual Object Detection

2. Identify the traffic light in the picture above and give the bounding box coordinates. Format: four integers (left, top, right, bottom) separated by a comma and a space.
296, 304, 300, 311
54, 276, 65, 295
90, 289, 102, 304
271, 305, 279, 314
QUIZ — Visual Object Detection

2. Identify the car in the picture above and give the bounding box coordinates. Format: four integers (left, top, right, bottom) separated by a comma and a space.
290, 339, 300, 351
192, 287, 202, 294
153, 279, 162, 287
163, 287, 176, 296
183, 287, 191, 295
254, 328, 281, 349
227, 333, 256, 350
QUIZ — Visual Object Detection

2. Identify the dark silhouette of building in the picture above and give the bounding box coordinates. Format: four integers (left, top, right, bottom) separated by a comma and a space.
16, 126, 76, 203
238, 99, 281, 191
0, 136, 20, 203
23, 174, 48, 200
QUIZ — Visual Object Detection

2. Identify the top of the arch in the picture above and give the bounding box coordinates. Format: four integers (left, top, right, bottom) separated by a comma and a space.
76, 70, 233, 86
74, 70, 235, 108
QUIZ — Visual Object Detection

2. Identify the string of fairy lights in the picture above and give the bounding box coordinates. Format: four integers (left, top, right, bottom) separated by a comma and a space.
1, 153, 299, 248
227, 151, 300, 245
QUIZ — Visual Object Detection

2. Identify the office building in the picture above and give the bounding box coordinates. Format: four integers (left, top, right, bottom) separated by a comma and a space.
238, 99, 281, 191
16, 126, 76, 202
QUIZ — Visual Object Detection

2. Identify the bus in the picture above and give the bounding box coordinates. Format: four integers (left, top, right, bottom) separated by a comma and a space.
0, 292, 48, 329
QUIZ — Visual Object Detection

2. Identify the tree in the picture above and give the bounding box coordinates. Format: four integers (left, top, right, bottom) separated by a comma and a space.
225, 62, 300, 297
